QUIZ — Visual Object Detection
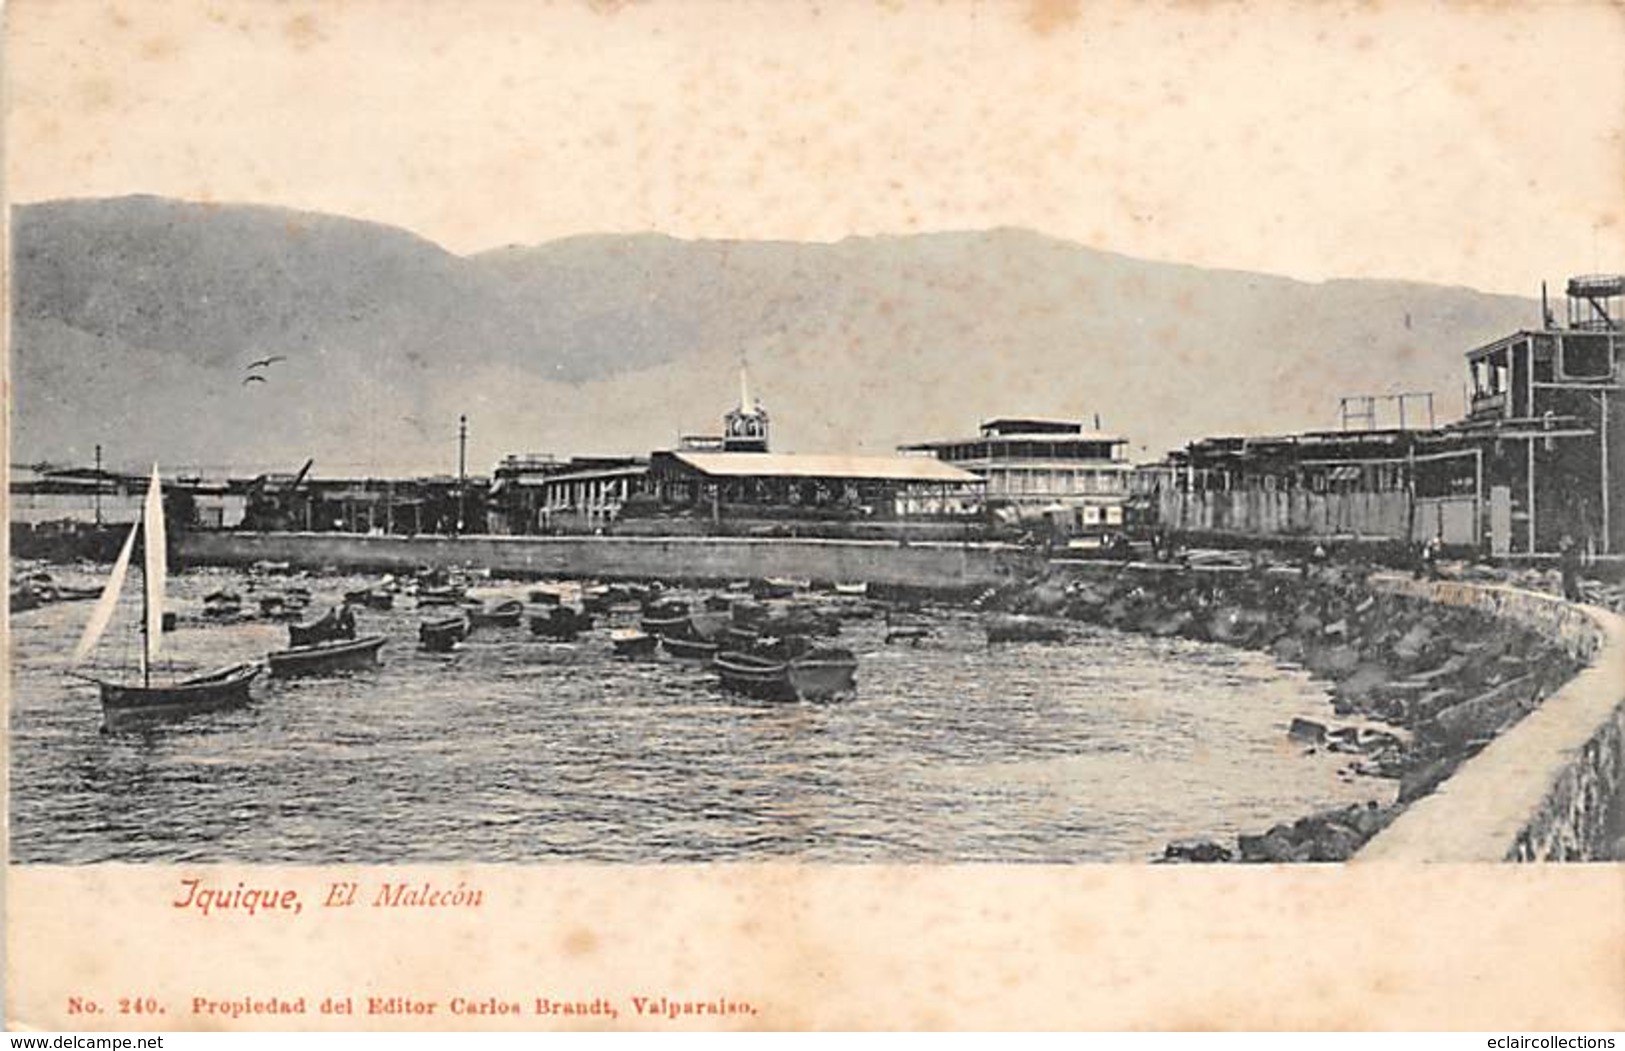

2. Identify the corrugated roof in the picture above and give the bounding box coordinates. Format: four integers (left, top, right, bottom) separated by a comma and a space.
513, 465, 648, 485
670, 451, 981, 484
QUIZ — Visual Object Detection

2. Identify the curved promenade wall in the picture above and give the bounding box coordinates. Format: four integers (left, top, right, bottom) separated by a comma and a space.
1356, 578, 1625, 862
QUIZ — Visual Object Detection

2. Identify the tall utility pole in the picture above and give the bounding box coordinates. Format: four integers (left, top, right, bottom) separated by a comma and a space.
94, 444, 103, 527
456, 414, 468, 536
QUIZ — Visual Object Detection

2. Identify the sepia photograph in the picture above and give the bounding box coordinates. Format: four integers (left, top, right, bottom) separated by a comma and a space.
5, 0, 1624, 1033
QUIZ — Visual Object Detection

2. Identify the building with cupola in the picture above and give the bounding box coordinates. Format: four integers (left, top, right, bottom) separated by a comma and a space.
637, 367, 983, 534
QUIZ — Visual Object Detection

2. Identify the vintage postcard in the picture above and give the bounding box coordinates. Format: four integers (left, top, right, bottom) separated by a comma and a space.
5, 0, 1624, 1032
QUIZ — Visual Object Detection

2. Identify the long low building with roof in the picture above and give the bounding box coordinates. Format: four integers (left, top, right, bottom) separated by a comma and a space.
640, 449, 983, 523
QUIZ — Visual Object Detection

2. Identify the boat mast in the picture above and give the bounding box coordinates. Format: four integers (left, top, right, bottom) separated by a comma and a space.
138, 463, 166, 689
139, 501, 150, 688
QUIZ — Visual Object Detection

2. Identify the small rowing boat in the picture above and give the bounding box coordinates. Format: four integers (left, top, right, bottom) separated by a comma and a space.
266, 635, 387, 677
610, 628, 659, 657
465, 598, 523, 628
419, 615, 469, 652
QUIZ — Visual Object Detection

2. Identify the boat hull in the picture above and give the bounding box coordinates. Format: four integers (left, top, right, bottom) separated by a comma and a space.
289, 610, 357, 648
529, 611, 594, 640
98, 663, 261, 728
345, 590, 394, 610
713, 649, 857, 702
416, 588, 466, 607
713, 652, 795, 700
610, 631, 659, 657
639, 614, 689, 637
419, 616, 469, 652
661, 634, 719, 661
466, 602, 523, 628
267, 636, 387, 677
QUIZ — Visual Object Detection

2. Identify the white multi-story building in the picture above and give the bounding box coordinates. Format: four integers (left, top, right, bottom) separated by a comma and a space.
899, 417, 1132, 533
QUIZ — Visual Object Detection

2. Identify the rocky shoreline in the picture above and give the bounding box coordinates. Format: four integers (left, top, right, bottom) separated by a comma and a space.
981, 559, 1583, 862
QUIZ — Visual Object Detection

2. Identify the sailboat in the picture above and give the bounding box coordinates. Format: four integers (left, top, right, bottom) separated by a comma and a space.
73, 465, 260, 728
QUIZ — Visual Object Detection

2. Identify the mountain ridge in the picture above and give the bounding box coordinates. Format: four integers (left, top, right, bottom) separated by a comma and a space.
9, 195, 1540, 475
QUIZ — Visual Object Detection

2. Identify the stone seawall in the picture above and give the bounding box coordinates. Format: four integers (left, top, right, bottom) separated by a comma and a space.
997, 559, 1621, 861
176, 531, 1038, 592
1356, 579, 1625, 862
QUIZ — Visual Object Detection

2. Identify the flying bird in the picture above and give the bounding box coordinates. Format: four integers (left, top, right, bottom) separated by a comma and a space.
242, 375, 268, 386
246, 355, 287, 370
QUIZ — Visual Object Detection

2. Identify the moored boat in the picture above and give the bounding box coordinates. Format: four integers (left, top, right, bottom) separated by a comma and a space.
289, 605, 357, 647
465, 598, 523, 628
203, 590, 244, 619
580, 586, 614, 615
720, 625, 760, 651
640, 599, 690, 636
266, 635, 387, 677
419, 615, 469, 652
72, 466, 262, 729
345, 587, 394, 610
753, 577, 809, 600
416, 585, 466, 607
786, 646, 859, 701
661, 633, 719, 661
529, 606, 594, 640
98, 662, 262, 728
610, 628, 659, 657
712, 643, 858, 702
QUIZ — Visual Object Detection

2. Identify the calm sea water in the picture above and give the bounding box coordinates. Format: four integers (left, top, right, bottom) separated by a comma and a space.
9, 566, 1392, 863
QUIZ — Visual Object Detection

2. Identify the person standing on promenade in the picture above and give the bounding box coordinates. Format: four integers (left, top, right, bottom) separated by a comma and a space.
1559, 534, 1583, 602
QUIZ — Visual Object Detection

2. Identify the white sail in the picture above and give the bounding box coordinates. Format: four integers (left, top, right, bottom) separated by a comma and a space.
72, 522, 138, 663
143, 464, 167, 664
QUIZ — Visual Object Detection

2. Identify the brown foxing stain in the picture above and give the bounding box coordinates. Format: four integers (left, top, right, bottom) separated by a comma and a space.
139, 36, 179, 61
76, 77, 116, 111
1023, 0, 1080, 35
283, 12, 325, 50
561, 927, 598, 956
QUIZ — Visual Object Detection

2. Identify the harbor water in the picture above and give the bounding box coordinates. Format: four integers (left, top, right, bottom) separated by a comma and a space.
9, 566, 1392, 863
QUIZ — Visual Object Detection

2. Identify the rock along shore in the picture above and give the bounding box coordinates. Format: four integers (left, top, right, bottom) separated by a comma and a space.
981, 558, 1581, 862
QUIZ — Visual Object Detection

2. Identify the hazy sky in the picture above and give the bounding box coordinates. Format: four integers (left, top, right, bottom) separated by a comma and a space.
7, 0, 1624, 295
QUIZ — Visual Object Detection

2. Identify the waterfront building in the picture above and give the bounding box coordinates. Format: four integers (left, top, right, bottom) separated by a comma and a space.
9, 465, 246, 529
899, 417, 1132, 535
640, 449, 982, 525
242, 473, 488, 535
633, 368, 984, 534
1155, 273, 1623, 558
489, 453, 648, 534
1445, 274, 1621, 556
